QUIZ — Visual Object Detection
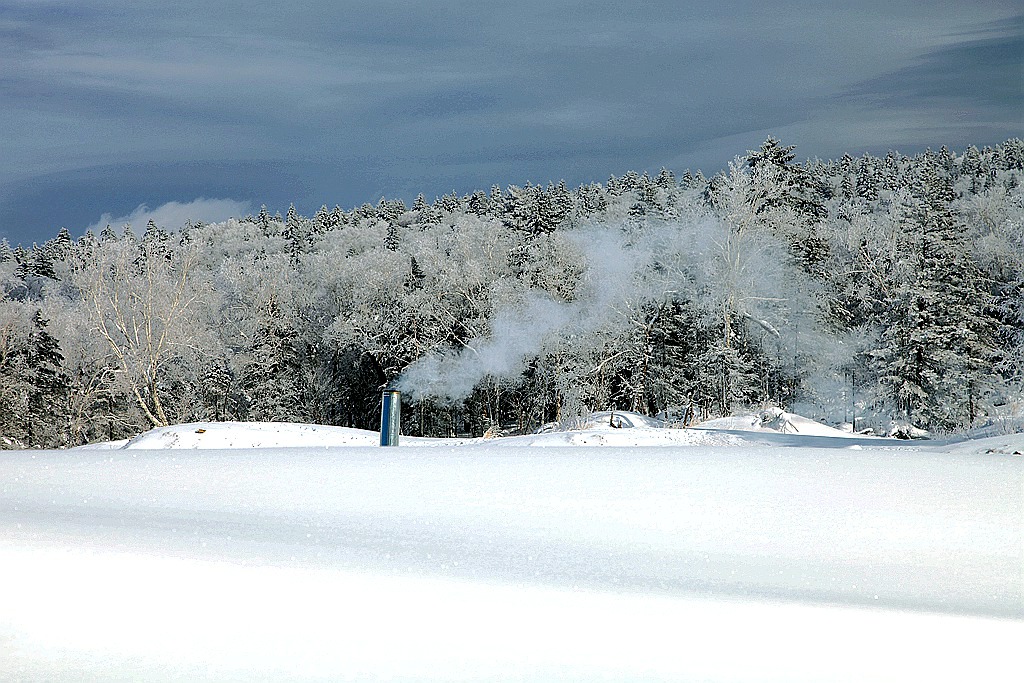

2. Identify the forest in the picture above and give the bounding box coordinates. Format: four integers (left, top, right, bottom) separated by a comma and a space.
1, 138, 1022, 448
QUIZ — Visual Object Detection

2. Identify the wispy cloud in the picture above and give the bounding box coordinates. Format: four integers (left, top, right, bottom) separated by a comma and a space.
844, 14, 1024, 108
85, 197, 251, 234
2, 1, 1022, 245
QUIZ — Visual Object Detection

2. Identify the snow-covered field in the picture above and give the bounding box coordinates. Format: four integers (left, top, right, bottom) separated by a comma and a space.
2, 416, 1022, 681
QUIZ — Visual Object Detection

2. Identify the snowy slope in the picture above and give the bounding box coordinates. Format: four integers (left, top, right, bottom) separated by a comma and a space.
940, 431, 1024, 456
82, 409, 891, 452
123, 420, 381, 449
697, 408, 863, 437
2, 423, 1022, 681
111, 415, 744, 450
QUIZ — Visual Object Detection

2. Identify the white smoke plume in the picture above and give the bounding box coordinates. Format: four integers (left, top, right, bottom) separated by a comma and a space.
396, 293, 573, 402
396, 216, 821, 405
396, 225, 653, 403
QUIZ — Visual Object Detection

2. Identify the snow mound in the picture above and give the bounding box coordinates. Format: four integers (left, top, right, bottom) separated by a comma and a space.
697, 408, 865, 438
537, 411, 666, 432
484, 410, 743, 447
116, 414, 745, 451
123, 421, 380, 449
103, 408, 906, 451
941, 432, 1024, 457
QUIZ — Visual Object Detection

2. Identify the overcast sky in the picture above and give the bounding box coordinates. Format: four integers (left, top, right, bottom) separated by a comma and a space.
1, 1, 1021, 244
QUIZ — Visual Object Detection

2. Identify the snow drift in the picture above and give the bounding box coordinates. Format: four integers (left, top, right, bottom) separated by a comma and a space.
1, 417, 1021, 681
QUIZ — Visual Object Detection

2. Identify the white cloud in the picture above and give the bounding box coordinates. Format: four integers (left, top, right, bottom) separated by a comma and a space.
86, 197, 252, 233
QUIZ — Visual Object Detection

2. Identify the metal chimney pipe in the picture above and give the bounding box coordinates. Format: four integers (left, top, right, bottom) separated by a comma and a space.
380, 389, 401, 446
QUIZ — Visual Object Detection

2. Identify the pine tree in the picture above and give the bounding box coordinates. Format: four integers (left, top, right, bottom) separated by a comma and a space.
637, 175, 662, 213
284, 204, 306, 263
384, 222, 400, 251
575, 183, 607, 217
435, 192, 462, 214
412, 193, 429, 213
871, 162, 999, 429
25, 310, 68, 444
548, 180, 573, 227
502, 183, 568, 235
257, 205, 273, 235
199, 360, 235, 421
656, 168, 676, 189
312, 205, 335, 236
413, 194, 442, 225
46, 228, 75, 264
0, 306, 67, 447
241, 298, 306, 422
467, 190, 490, 216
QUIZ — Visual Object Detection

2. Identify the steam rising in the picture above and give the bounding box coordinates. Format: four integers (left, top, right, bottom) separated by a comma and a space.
396, 225, 659, 403
397, 219, 822, 405
396, 294, 572, 402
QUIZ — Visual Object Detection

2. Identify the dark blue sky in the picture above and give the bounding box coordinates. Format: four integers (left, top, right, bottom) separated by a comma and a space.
1, 1, 1021, 245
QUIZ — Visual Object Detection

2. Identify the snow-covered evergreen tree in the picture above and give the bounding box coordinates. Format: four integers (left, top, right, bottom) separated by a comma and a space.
870, 162, 1000, 429
3, 138, 1023, 443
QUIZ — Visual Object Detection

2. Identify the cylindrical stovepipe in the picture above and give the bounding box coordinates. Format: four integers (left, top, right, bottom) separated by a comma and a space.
380, 389, 401, 446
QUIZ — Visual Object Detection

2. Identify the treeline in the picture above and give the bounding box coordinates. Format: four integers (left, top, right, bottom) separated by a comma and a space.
2, 138, 1022, 447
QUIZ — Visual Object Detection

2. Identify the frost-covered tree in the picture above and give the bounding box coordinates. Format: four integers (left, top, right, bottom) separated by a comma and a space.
4, 138, 1024, 443
70, 235, 211, 428
696, 160, 815, 413
870, 163, 1000, 429
0, 304, 67, 447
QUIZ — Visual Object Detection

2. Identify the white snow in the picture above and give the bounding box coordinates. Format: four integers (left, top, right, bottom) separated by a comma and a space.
939, 431, 1024, 457
111, 414, 744, 450
2, 417, 1022, 681
122, 420, 382, 449
697, 407, 866, 438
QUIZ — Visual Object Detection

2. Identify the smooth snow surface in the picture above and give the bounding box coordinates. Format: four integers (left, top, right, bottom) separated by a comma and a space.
123, 421, 381, 449
2, 421, 1022, 681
